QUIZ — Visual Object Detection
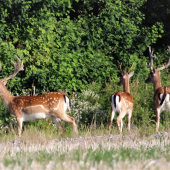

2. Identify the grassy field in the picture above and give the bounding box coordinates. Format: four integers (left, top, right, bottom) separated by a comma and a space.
0, 126, 170, 170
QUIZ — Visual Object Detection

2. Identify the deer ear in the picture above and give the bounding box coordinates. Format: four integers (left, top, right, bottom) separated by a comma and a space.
128, 71, 134, 78
121, 70, 125, 76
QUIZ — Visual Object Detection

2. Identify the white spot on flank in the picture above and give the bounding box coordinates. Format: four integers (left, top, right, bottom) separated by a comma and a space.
53, 99, 60, 111
111, 95, 121, 113
65, 96, 71, 112
122, 97, 132, 107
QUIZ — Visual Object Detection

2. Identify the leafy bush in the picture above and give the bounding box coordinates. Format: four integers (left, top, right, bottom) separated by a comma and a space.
0, 0, 164, 94
70, 89, 105, 125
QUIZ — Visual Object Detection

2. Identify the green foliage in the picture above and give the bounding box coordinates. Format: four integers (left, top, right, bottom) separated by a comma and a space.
70, 88, 105, 126
0, 0, 164, 94
0, 0, 170, 131
0, 100, 13, 128
141, 0, 170, 51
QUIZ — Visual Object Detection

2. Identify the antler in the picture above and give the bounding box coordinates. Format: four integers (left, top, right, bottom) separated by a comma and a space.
128, 62, 134, 73
156, 46, 170, 71
0, 55, 24, 82
146, 46, 156, 69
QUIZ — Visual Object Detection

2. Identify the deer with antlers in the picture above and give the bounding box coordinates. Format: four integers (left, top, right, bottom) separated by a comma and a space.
109, 63, 134, 134
0, 55, 78, 136
145, 46, 170, 132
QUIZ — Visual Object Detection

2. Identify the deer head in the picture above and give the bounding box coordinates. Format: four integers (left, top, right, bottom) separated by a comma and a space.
145, 46, 170, 91
118, 63, 134, 93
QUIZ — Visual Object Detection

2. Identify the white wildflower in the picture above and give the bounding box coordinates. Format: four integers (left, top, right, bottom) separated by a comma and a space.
70, 90, 105, 123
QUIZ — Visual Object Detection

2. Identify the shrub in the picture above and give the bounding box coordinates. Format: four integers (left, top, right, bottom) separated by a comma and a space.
70, 89, 105, 126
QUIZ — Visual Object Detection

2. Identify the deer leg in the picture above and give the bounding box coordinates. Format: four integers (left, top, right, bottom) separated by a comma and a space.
128, 110, 132, 131
117, 112, 126, 134
58, 114, 78, 135
52, 116, 63, 134
109, 109, 115, 133
156, 108, 160, 132
120, 119, 123, 132
17, 117, 23, 136
9, 121, 14, 133
117, 116, 122, 134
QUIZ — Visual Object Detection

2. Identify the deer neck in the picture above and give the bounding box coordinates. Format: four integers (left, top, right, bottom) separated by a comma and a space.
123, 77, 130, 93
153, 71, 162, 92
0, 83, 14, 108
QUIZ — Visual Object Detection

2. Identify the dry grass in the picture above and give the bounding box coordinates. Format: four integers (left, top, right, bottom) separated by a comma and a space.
0, 126, 170, 170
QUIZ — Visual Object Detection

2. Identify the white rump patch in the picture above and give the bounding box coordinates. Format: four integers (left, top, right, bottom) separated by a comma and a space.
159, 94, 163, 105
159, 93, 169, 104
115, 96, 121, 112
159, 94, 170, 112
111, 95, 121, 113
165, 94, 170, 102
65, 96, 71, 112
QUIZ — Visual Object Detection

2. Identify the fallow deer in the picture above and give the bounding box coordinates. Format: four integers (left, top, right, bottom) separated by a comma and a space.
0, 55, 78, 136
109, 63, 134, 134
145, 46, 170, 132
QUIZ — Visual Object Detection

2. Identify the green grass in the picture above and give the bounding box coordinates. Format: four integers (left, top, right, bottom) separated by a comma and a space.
4, 146, 168, 169
1, 126, 170, 170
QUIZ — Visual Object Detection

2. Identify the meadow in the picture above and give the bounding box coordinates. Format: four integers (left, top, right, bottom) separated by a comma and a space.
1, 126, 170, 170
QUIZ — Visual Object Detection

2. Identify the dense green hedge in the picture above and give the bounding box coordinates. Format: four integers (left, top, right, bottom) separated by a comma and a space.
0, 0, 165, 94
